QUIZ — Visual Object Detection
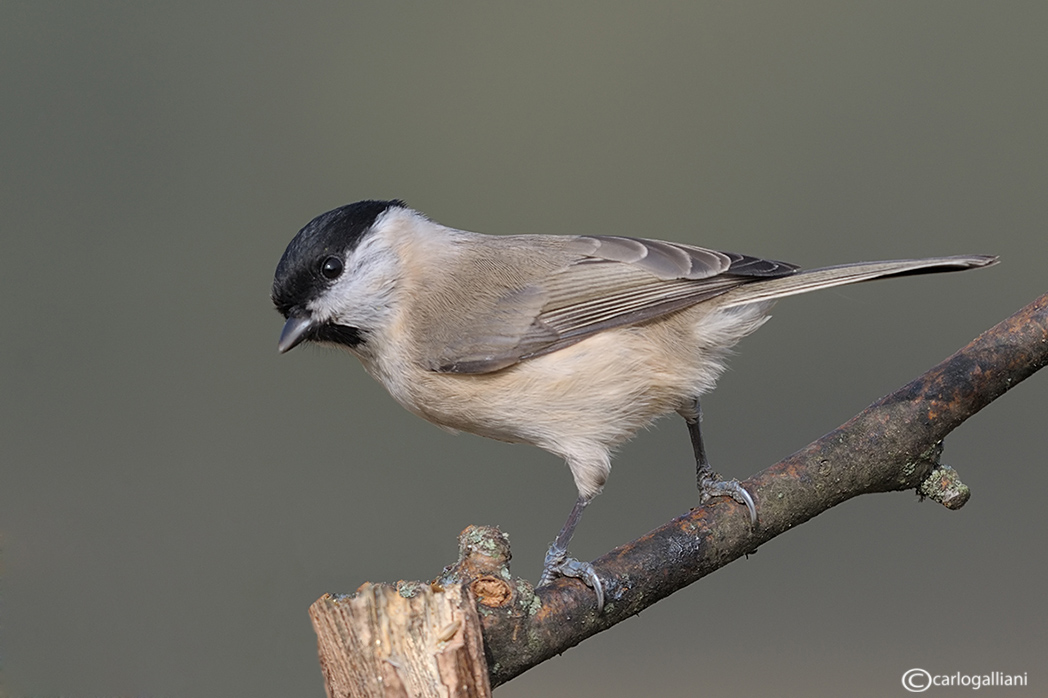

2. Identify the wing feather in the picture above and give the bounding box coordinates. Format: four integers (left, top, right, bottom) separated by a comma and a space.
432, 235, 796, 373
424, 230, 992, 375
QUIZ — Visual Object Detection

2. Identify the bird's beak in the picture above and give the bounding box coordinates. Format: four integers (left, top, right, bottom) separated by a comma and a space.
278, 313, 315, 353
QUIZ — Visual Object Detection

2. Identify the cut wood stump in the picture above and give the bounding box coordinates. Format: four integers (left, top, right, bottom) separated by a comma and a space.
310, 581, 491, 698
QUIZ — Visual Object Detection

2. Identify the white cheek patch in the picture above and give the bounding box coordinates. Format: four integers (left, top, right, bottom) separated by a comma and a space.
307, 233, 400, 330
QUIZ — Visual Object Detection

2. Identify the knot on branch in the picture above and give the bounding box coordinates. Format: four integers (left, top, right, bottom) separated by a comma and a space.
919, 464, 971, 510
437, 525, 538, 613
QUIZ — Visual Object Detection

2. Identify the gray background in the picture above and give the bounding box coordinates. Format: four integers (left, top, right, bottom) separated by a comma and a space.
2, 2, 1045, 696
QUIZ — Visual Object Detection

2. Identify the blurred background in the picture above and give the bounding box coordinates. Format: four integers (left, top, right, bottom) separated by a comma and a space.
2, 2, 1045, 696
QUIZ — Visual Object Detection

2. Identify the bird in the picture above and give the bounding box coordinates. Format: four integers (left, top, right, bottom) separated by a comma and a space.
272, 199, 996, 611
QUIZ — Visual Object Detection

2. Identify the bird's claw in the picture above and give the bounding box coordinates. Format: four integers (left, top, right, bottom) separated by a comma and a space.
539, 544, 605, 613
699, 475, 758, 525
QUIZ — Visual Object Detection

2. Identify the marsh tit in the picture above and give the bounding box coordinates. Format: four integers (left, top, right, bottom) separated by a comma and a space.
272, 199, 995, 610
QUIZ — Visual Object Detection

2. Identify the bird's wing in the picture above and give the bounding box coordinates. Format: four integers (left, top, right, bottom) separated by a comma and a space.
429, 235, 797, 374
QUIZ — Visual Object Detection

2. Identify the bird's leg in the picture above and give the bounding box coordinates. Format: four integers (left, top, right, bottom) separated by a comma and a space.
683, 398, 757, 525
538, 495, 605, 612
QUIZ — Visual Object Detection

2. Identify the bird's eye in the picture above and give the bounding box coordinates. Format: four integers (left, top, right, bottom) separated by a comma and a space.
320, 255, 344, 280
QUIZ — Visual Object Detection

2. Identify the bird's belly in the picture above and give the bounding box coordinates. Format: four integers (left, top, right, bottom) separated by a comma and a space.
365, 303, 770, 453
383, 327, 706, 450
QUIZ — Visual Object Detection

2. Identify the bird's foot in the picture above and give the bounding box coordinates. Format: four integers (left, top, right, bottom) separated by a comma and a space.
538, 543, 605, 613
699, 473, 757, 525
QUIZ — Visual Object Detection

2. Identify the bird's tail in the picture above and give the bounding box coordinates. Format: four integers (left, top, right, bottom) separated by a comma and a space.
716, 255, 998, 308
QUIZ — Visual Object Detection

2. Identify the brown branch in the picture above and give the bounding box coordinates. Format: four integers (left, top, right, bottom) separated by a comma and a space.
432, 291, 1048, 687
311, 293, 1047, 693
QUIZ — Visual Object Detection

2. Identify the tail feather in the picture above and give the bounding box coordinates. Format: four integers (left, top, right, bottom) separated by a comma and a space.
717, 255, 998, 308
